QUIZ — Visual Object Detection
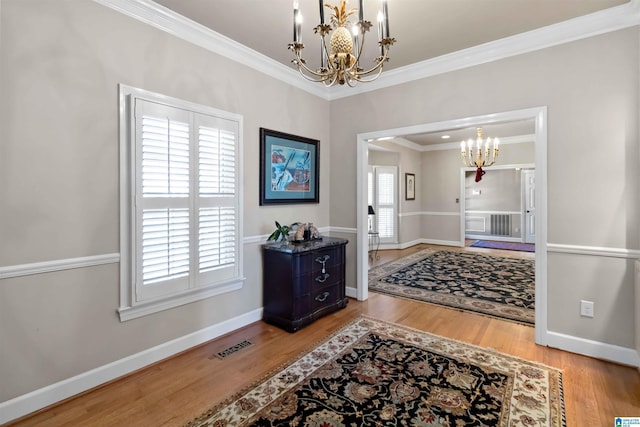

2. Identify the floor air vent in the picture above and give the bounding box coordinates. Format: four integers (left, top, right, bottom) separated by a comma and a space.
215, 340, 252, 359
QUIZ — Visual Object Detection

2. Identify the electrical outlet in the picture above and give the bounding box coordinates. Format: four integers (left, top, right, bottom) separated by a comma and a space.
580, 300, 594, 318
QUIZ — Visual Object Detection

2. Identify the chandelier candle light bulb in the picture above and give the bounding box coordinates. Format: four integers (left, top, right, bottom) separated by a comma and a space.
382, 0, 389, 38
377, 11, 384, 56
352, 24, 360, 64
293, 2, 302, 43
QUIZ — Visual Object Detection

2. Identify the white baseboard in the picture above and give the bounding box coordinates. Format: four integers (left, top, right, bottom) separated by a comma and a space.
0, 308, 263, 425
345, 286, 358, 299
466, 234, 524, 243
422, 238, 462, 247
546, 330, 640, 368
378, 238, 462, 251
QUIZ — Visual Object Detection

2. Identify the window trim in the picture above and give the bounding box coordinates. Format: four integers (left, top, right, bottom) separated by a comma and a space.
118, 84, 244, 321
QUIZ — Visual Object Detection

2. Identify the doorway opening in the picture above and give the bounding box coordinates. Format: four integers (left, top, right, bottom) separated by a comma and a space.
460, 164, 536, 249
356, 107, 548, 345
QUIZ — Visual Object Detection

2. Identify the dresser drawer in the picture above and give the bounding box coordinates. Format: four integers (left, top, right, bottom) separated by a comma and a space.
311, 264, 341, 288
311, 284, 340, 312
311, 248, 342, 274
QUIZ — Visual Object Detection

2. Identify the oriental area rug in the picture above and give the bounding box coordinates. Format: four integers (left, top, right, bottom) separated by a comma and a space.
185, 317, 565, 427
368, 249, 535, 325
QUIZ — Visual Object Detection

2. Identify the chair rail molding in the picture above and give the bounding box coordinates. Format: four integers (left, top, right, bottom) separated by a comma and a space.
547, 243, 640, 259
0, 253, 120, 280
400, 211, 460, 217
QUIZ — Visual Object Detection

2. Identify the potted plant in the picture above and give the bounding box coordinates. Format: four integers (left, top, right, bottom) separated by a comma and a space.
267, 221, 300, 243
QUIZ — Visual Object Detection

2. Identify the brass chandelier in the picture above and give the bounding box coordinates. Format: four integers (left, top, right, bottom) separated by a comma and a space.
461, 127, 500, 182
289, 0, 396, 87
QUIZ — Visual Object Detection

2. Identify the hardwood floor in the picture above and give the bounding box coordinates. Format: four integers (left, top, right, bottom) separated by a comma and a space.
6, 244, 639, 427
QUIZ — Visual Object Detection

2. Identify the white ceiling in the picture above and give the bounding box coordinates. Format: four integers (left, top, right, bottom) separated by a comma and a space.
148, 0, 629, 143
403, 119, 535, 146
152, 0, 627, 73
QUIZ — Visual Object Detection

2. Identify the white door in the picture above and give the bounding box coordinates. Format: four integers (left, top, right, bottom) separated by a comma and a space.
523, 170, 536, 244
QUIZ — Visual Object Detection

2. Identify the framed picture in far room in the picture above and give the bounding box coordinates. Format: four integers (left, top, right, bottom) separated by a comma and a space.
259, 128, 319, 205
405, 173, 415, 200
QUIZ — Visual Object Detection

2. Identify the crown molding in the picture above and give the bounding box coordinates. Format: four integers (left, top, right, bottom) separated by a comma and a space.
329, 0, 640, 100
328, 0, 640, 100
95, 0, 639, 101
93, 0, 328, 99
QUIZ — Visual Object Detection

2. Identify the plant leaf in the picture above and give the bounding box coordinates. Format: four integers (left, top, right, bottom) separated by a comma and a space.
267, 230, 279, 241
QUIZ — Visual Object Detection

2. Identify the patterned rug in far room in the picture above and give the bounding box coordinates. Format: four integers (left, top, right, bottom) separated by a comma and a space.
369, 249, 535, 325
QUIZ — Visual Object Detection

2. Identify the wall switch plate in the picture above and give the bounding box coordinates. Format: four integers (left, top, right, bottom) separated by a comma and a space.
580, 300, 594, 318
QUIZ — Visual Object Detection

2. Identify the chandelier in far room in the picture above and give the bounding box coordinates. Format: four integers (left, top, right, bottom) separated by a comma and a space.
289, 0, 396, 87
461, 127, 500, 182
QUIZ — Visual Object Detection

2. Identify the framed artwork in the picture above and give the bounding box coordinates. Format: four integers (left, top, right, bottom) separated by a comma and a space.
259, 128, 319, 205
405, 173, 415, 200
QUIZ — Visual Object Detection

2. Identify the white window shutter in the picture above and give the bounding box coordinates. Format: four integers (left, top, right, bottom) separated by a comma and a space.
141, 208, 190, 284
196, 116, 240, 286
141, 116, 190, 197
375, 167, 397, 242
199, 207, 236, 272
128, 97, 241, 307
199, 127, 236, 196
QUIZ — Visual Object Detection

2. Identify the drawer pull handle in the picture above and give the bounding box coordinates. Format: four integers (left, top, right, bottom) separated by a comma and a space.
315, 291, 330, 302
315, 254, 330, 273
315, 255, 330, 263
315, 273, 330, 283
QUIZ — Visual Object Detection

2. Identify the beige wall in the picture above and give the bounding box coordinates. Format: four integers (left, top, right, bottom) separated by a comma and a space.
0, 1, 330, 401
1, 0, 638, 412
368, 149, 399, 167
331, 28, 639, 349
466, 153, 535, 213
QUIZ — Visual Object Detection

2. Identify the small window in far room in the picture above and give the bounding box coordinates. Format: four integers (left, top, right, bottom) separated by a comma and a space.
368, 165, 398, 244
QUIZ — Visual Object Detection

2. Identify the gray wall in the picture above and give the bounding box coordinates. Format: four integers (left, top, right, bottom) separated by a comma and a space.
368, 149, 399, 167
0, 0, 330, 401
331, 28, 639, 350
1, 0, 639, 412
466, 168, 523, 212
465, 165, 533, 239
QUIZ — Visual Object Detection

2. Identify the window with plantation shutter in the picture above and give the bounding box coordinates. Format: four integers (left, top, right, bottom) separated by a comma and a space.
368, 166, 397, 244
118, 85, 244, 321
367, 170, 374, 206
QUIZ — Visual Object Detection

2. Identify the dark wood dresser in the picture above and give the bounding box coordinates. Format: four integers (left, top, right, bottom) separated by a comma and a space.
261, 237, 348, 332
